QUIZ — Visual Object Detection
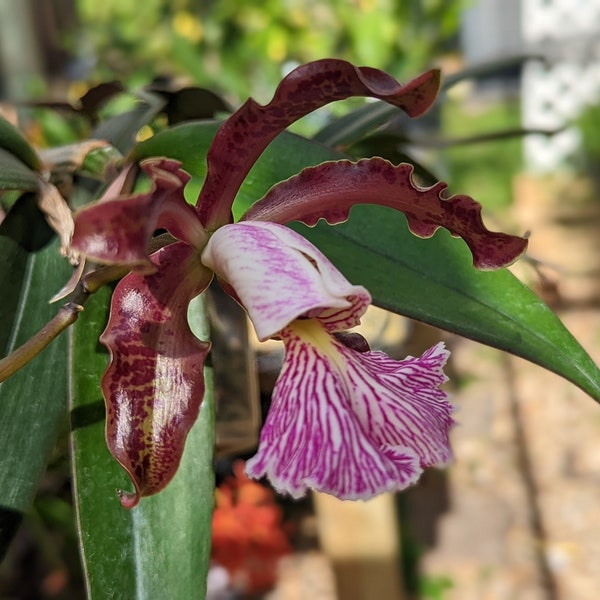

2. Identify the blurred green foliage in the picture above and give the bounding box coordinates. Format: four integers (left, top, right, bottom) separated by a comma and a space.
576, 100, 600, 179
76, 0, 464, 101
442, 96, 523, 210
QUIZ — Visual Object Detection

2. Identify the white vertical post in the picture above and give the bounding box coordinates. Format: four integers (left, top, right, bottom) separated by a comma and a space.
0, 0, 43, 100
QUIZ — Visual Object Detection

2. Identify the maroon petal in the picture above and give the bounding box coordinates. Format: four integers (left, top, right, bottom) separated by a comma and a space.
243, 158, 527, 269
196, 60, 440, 230
72, 158, 206, 269
100, 242, 212, 507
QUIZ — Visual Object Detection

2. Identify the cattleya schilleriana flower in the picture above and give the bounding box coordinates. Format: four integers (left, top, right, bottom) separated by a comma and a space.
72, 60, 527, 508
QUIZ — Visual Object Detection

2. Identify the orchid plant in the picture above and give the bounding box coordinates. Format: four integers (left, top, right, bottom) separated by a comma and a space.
1, 59, 599, 597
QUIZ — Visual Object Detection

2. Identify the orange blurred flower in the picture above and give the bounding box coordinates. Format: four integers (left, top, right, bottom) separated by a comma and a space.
211, 461, 292, 595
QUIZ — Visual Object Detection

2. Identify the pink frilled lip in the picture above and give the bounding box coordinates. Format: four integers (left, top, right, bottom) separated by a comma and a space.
246, 329, 453, 500
201, 221, 371, 341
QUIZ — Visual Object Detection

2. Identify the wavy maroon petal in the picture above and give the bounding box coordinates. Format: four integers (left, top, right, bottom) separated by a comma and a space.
196, 59, 440, 230
243, 158, 527, 269
72, 158, 205, 269
100, 242, 212, 507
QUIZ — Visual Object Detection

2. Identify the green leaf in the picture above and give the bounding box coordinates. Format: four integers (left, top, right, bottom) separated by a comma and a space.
0, 115, 42, 171
70, 289, 214, 599
0, 237, 28, 355
0, 237, 72, 559
92, 92, 166, 155
132, 122, 600, 401
133, 120, 219, 176
0, 192, 54, 251
0, 148, 40, 191
312, 99, 409, 148
145, 85, 231, 125
292, 209, 600, 402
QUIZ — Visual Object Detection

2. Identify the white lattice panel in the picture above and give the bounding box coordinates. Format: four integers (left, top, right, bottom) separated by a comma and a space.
521, 0, 600, 171
523, 0, 600, 39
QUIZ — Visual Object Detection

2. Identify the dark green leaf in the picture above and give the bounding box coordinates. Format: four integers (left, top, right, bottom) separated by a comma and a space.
79, 81, 125, 119
0, 193, 54, 251
0, 238, 28, 355
0, 148, 40, 191
0, 115, 42, 171
145, 84, 231, 124
0, 237, 72, 558
70, 290, 215, 599
312, 100, 409, 148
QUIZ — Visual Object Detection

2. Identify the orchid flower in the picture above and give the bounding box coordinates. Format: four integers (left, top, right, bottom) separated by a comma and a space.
71, 59, 527, 508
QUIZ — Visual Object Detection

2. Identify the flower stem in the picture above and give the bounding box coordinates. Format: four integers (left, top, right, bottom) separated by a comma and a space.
0, 302, 82, 382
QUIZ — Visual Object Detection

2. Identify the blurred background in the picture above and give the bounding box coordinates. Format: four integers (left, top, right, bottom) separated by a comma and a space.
1, 0, 600, 598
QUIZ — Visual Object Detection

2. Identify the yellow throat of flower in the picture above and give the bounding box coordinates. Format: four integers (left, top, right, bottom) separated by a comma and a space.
286, 318, 348, 373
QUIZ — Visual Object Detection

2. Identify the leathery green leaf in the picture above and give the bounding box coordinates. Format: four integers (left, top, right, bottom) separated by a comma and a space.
0, 148, 40, 191
70, 289, 214, 599
0, 237, 72, 559
0, 114, 42, 172
292, 207, 600, 402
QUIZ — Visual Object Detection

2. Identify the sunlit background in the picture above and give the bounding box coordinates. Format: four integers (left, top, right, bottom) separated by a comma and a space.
1, 0, 600, 598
